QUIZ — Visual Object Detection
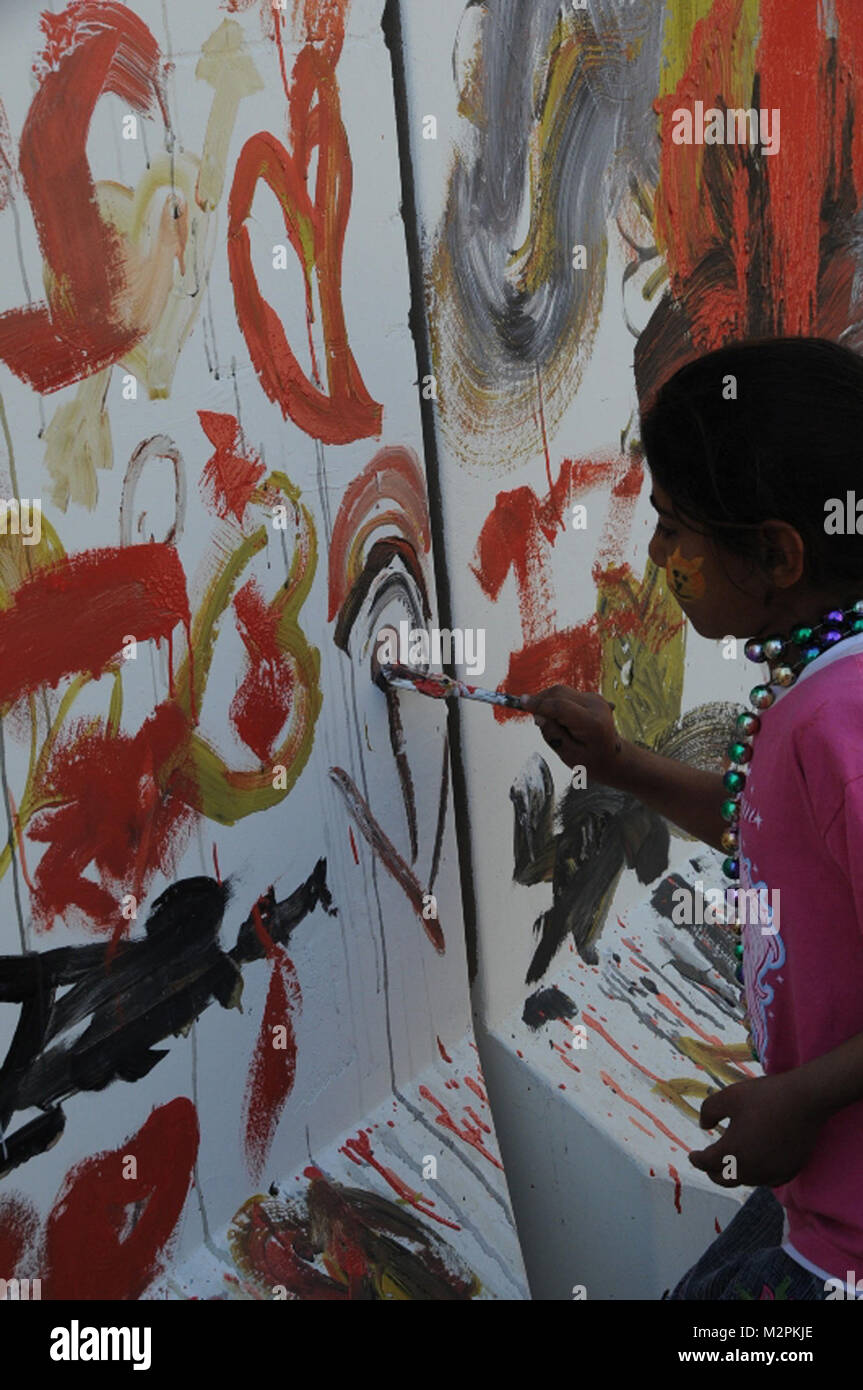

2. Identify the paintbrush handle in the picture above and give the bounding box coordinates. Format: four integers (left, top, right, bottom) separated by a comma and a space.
380, 664, 524, 709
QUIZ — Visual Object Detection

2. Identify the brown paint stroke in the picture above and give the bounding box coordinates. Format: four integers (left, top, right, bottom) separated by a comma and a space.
120, 434, 187, 546
329, 766, 444, 954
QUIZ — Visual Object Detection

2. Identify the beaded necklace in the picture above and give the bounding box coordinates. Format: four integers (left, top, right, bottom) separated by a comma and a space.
716, 601, 863, 1060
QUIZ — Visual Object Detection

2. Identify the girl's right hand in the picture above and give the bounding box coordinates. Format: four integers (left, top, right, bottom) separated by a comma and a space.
521, 685, 623, 784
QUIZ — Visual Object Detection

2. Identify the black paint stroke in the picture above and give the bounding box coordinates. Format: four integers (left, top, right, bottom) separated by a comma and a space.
511, 755, 668, 978
0, 858, 334, 1179
522, 985, 577, 1031
382, 0, 478, 982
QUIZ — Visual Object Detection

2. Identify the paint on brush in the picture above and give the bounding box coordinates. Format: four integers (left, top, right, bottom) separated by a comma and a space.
375, 661, 525, 711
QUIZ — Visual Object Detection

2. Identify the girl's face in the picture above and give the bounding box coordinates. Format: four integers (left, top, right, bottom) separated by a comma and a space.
647, 479, 773, 640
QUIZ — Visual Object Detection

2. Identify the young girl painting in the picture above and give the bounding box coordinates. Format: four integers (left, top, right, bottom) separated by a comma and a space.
524, 337, 863, 1300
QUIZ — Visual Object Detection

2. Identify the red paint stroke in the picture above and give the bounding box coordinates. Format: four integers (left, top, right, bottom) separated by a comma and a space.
0, 4, 168, 392
498, 624, 602, 724
436, 1036, 452, 1064
29, 701, 194, 937
600, 1071, 691, 1152
0, 543, 190, 710
552, 1041, 582, 1075
463, 1075, 487, 1106
472, 458, 612, 642
212, 842, 222, 884
464, 1106, 491, 1134
715, 1217, 723, 1235
329, 766, 445, 953
229, 578, 295, 763
668, 1163, 683, 1214
328, 447, 430, 618
243, 949, 301, 1181
348, 825, 359, 864
243, 904, 302, 1182
621, 934, 650, 966
418, 1086, 503, 1170
44, 1096, 199, 1299
199, 411, 266, 524
228, 43, 382, 443
0, 1195, 40, 1278
653, 0, 863, 354
340, 1130, 460, 1232
292, 0, 349, 67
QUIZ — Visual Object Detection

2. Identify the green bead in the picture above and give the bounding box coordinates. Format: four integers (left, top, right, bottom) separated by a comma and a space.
722, 855, 740, 877
852, 618, 863, 634
750, 685, 775, 709
790, 624, 813, 645
727, 741, 747, 763
734, 942, 744, 959
720, 799, 740, 823
737, 712, 760, 737
723, 770, 746, 794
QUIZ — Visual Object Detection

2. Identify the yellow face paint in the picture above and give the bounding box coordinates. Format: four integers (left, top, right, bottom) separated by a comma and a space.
666, 547, 705, 601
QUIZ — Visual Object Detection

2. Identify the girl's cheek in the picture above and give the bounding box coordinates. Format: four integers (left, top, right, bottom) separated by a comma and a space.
666, 546, 706, 602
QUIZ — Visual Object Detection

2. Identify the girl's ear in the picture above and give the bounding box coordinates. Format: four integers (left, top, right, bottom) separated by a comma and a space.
758, 520, 806, 588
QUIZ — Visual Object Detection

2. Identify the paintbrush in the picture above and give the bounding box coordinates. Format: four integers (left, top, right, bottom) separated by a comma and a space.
376, 661, 526, 710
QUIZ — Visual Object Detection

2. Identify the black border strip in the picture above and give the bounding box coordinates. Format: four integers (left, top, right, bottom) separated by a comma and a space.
381, 0, 479, 982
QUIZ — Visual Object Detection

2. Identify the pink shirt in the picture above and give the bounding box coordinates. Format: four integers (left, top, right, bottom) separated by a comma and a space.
740, 638, 863, 1281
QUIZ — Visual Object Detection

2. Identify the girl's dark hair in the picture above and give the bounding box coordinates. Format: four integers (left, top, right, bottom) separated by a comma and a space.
639, 336, 863, 588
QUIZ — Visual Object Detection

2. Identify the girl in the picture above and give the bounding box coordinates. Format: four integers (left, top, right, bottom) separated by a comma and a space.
524, 336, 863, 1301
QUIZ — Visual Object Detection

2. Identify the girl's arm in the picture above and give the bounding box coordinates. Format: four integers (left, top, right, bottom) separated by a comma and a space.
523, 686, 728, 849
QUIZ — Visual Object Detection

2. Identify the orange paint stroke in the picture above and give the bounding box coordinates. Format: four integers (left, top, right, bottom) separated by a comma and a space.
600, 1071, 691, 1153
328, 447, 430, 621
463, 1075, 487, 1106
581, 1013, 662, 1084
628, 1116, 655, 1139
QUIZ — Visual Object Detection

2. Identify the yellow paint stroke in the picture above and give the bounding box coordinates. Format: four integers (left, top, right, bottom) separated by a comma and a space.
196, 21, 265, 212
513, 14, 608, 298
654, 1035, 755, 1125
43, 369, 112, 512
597, 558, 686, 747
666, 545, 705, 601
173, 471, 322, 825
658, 0, 722, 99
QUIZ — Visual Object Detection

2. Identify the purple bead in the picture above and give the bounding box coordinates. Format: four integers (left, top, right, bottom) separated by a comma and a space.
824, 610, 845, 626
744, 640, 764, 663
821, 629, 843, 647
